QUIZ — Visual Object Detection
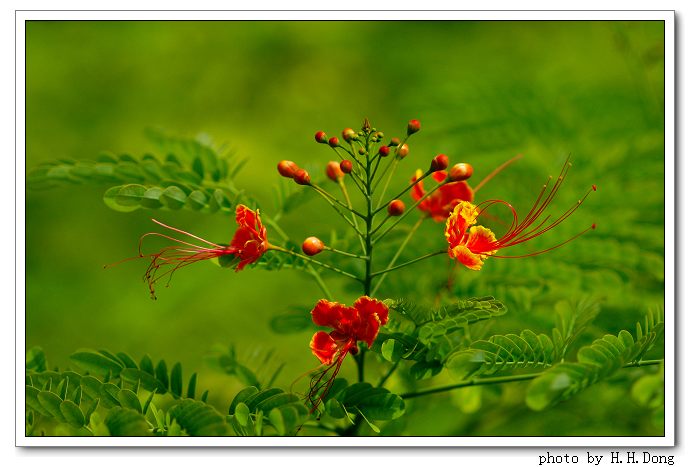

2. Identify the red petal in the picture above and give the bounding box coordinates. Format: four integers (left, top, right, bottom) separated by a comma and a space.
410, 170, 426, 203
235, 204, 257, 229
310, 331, 339, 364
449, 245, 485, 270
311, 299, 347, 328
432, 170, 448, 183
352, 296, 389, 346
466, 226, 497, 256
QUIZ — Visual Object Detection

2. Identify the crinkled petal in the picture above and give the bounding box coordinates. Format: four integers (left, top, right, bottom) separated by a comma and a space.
310, 331, 339, 365
410, 169, 427, 203
235, 204, 258, 229
466, 225, 498, 256
352, 296, 389, 346
432, 171, 448, 183
311, 299, 347, 328
445, 201, 480, 246
449, 245, 486, 271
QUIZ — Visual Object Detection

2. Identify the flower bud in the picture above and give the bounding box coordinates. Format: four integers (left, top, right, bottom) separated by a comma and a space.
342, 128, 357, 141
302, 236, 324, 256
407, 119, 421, 135
387, 199, 405, 216
358, 148, 366, 155
314, 131, 328, 144
328, 137, 340, 148
379, 146, 391, 157
340, 160, 353, 174
389, 137, 401, 147
294, 168, 311, 185
277, 160, 299, 178
326, 161, 345, 182
397, 143, 410, 159
448, 163, 474, 182
430, 154, 449, 172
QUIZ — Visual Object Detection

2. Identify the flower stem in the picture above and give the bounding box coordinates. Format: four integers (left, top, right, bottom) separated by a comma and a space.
373, 169, 433, 216
399, 359, 664, 400
271, 246, 362, 282
370, 250, 446, 277
339, 179, 367, 254
323, 246, 368, 260
370, 216, 425, 296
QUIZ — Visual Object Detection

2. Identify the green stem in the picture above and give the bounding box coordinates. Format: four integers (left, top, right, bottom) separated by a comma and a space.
339, 179, 367, 254
370, 250, 446, 277
377, 360, 400, 388
271, 246, 362, 282
372, 180, 446, 243
400, 359, 665, 400
375, 158, 400, 210
371, 216, 425, 296
311, 184, 366, 220
324, 246, 368, 260
373, 169, 432, 216
307, 265, 333, 301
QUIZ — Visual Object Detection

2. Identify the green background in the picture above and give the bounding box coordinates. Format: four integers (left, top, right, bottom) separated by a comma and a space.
26, 21, 665, 436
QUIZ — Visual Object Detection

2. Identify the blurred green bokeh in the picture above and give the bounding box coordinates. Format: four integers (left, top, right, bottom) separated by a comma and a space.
26, 20, 665, 436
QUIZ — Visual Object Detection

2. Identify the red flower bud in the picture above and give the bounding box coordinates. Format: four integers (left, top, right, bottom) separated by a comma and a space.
326, 161, 345, 182
387, 199, 405, 216
342, 128, 356, 141
277, 160, 299, 178
407, 119, 421, 135
315, 131, 328, 144
448, 163, 474, 182
397, 143, 410, 159
294, 168, 311, 185
340, 160, 353, 174
430, 154, 449, 172
389, 137, 401, 147
302, 236, 324, 256
379, 146, 391, 157
328, 137, 340, 148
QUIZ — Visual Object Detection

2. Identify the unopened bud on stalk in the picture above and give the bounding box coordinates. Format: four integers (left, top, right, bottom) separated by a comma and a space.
358, 148, 366, 155
277, 160, 299, 178
328, 137, 340, 148
389, 137, 401, 147
302, 236, 325, 256
448, 163, 474, 182
407, 119, 421, 135
315, 131, 328, 144
326, 161, 345, 182
340, 160, 353, 174
294, 168, 311, 185
430, 154, 449, 172
342, 128, 357, 141
379, 146, 391, 157
387, 199, 405, 216
397, 143, 410, 159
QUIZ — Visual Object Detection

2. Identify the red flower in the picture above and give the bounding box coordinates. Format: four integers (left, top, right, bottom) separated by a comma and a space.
135, 204, 268, 298
307, 296, 388, 409
411, 169, 474, 222
445, 160, 595, 270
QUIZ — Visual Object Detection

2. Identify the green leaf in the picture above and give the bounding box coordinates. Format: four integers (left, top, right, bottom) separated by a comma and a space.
98, 383, 122, 409
70, 350, 124, 377
118, 389, 142, 413
170, 362, 183, 398
26, 386, 51, 417
103, 184, 147, 212
160, 186, 187, 210
140, 354, 155, 375
381, 339, 405, 363
116, 352, 138, 369
105, 407, 150, 436
37, 391, 66, 423
155, 360, 169, 391
120, 368, 167, 394
187, 373, 197, 399
142, 389, 157, 415
169, 399, 227, 436
333, 382, 405, 421
60, 400, 85, 427
234, 402, 250, 426
26, 347, 47, 372
229, 386, 259, 414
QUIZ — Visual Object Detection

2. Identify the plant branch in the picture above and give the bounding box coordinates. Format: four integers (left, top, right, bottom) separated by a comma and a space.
370, 250, 446, 277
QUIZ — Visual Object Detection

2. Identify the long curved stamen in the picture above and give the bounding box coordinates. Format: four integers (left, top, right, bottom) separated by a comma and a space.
306, 348, 349, 413
150, 219, 223, 249
473, 153, 524, 194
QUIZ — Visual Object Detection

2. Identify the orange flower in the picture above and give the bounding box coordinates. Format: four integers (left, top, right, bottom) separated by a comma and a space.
411, 170, 474, 221
307, 296, 388, 410
136, 204, 268, 298
445, 161, 595, 270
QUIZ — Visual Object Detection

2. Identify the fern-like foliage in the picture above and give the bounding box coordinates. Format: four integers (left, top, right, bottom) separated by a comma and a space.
371, 297, 507, 380
228, 386, 310, 436
27, 131, 245, 214
525, 310, 664, 411
445, 329, 557, 380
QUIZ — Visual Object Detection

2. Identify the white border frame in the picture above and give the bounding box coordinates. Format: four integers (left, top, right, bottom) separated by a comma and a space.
15, 9, 675, 447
